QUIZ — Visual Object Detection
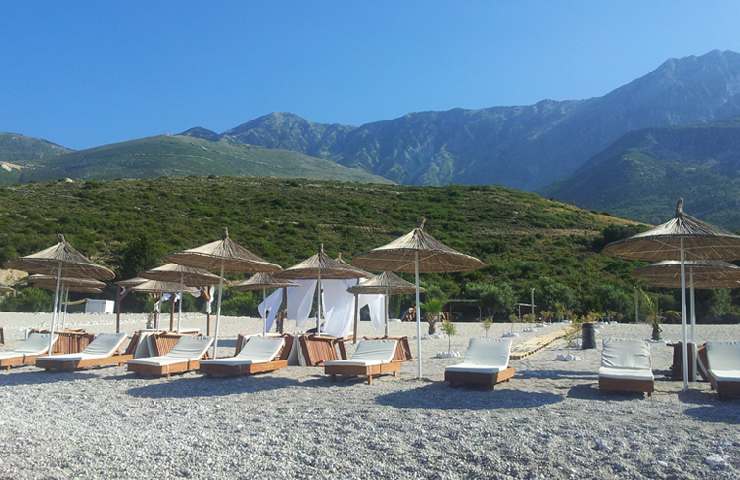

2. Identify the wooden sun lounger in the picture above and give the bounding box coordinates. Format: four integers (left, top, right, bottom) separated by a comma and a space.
444, 338, 515, 390
704, 341, 740, 400
35, 333, 131, 372
324, 339, 400, 385
127, 336, 213, 377
0, 333, 57, 370
598, 338, 654, 397
200, 335, 292, 378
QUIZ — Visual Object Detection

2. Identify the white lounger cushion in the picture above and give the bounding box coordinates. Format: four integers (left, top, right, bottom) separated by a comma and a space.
445, 338, 512, 375
45, 333, 128, 361
599, 338, 653, 381
201, 336, 284, 366
0, 333, 55, 358
324, 339, 397, 367
601, 338, 651, 369
598, 367, 654, 381
128, 336, 213, 367
705, 341, 740, 382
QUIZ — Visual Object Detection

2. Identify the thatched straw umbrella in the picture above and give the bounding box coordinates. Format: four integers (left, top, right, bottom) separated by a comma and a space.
130, 279, 198, 330
353, 219, 485, 378
166, 228, 281, 357
231, 272, 297, 335
347, 271, 423, 341
141, 264, 223, 332
114, 278, 148, 333
5, 235, 115, 356
276, 245, 370, 334
634, 260, 740, 381
604, 200, 740, 390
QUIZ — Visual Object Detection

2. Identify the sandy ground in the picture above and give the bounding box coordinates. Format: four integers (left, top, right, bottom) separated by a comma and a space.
0, 312, 738, 479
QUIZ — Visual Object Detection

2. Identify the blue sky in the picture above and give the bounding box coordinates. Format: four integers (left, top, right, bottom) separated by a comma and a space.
2, 1, 740, 149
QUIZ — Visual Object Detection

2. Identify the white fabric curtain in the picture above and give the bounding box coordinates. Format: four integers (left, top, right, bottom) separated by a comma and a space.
359, 294, 386, 332
258, 289, 284, 333
287, 280, 317, 329
322, 279, 356, 337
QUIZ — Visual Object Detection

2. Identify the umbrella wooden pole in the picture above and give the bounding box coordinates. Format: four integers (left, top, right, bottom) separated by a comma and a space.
212, 262, 225, 358
415, 251, 422, 379
281, 287, 288, 334
689, 268, 697, 383
385, 286, 390, 337
679, 238, 689, 390
48, 262, 62, 356
169, 296, 175, 331
154, 294, 161, 330
262, 288, 267, 336
61, 287, 69, 330
115, 286, 123, 334
316, 270, 322, 334
177, 272, 184, 333
353, 293, 359, 344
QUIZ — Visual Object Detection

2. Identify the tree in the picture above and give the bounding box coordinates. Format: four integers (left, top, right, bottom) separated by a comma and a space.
422, 297, 445, 334
441, 319, 456, 353
466, 282, 515, 319
118, 236, 164, 280
0, 288, 52, 312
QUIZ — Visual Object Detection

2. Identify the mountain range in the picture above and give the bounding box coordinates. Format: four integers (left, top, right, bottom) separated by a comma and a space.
545, 119, 740, 228
4, 50, 740, 227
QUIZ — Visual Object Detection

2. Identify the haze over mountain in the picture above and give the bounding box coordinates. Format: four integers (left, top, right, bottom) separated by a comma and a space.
184, 50, 740, 189
545, 119, 740, 229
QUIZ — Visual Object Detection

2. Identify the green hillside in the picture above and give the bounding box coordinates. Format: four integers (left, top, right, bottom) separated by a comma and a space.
18, 135, 390, 184
0, 132, 71, 165
546, 121, 740, 229
1, 176, 703, 320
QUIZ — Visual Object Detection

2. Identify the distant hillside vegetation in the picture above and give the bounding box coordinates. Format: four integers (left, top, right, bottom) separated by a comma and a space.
0, 177, 661, 319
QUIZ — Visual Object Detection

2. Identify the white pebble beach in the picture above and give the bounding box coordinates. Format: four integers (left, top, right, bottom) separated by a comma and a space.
0, 313, 738, 479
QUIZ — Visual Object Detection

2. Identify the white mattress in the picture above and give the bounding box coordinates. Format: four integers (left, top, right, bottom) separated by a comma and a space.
324, 359, 383, 367
599, 366, 654, 381
128, 356, 190, 367
710, 369, 740, 382
445, 363, 505, 375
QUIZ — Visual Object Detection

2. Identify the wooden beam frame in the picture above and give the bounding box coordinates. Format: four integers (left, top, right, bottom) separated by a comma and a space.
445, 367, 515, 390
36, 354, 133, 372
598, 377, 654, 397
325, 360, 401, 385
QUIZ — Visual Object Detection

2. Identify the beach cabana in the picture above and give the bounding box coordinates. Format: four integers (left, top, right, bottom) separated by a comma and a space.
604, 200, 740, 390
353, 219, 485, 378
347, 271, 423, 340
276, 246, 370, 336
141, 263, 223, 332
5, 235, 115, 357
231, 272, 297, 335
633, 260, 740, 381
166, 228, 281, 358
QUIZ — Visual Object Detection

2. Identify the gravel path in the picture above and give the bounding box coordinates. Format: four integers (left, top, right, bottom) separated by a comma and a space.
0, 313, 738, 479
